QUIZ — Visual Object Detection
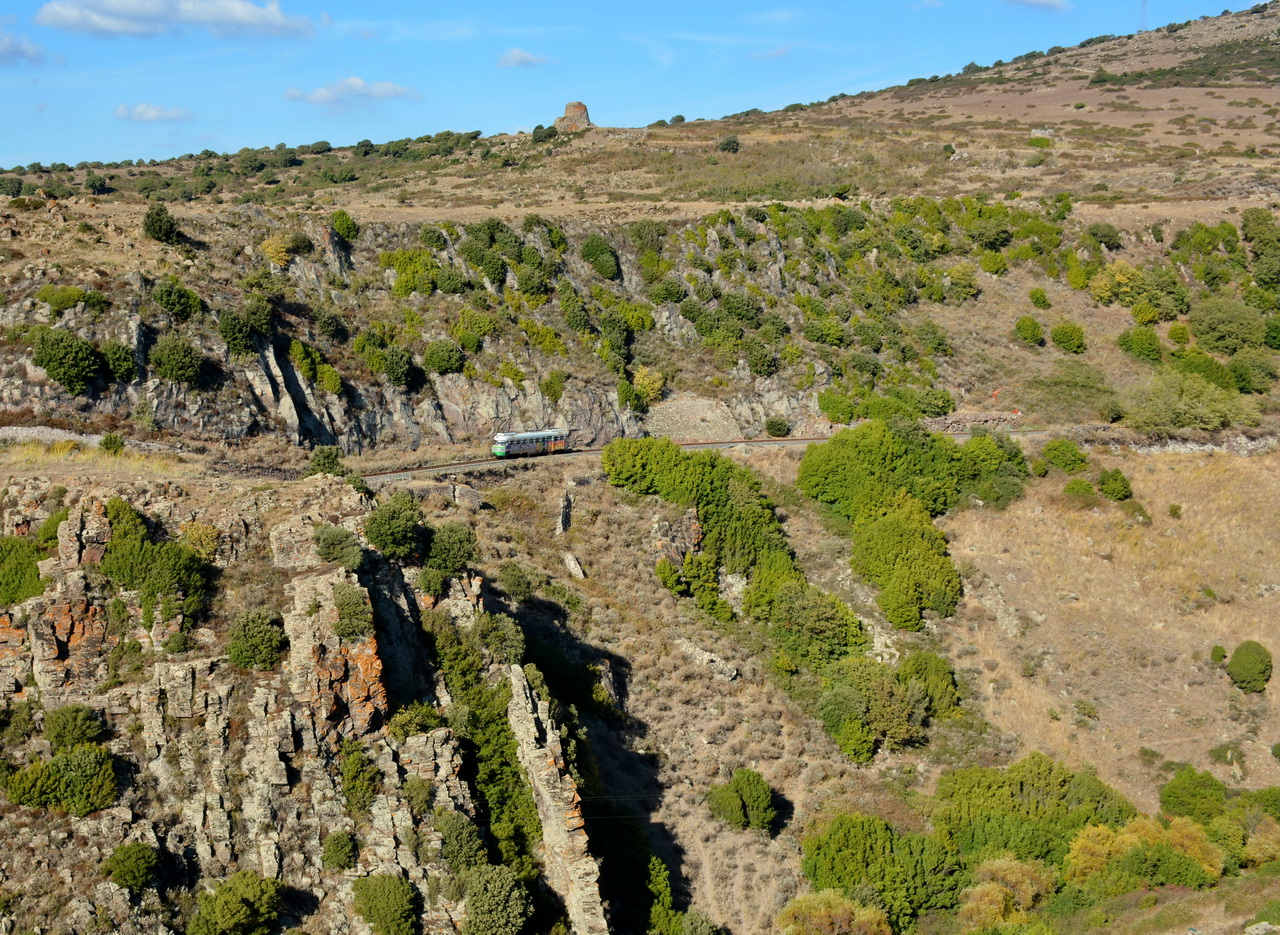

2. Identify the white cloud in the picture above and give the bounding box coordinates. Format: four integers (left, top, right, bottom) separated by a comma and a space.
0, 29, 44, 65
35, 0, 315, 38
1003, 0, 1070, 9
114, 102, 193, 121
497, 47, 547, 68
284, 76, 418, 106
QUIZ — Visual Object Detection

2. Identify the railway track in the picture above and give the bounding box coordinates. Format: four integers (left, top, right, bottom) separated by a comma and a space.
362, 428, 1051, 485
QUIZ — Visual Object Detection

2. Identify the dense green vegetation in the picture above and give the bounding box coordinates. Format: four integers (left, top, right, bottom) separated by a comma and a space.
99, 497, 209, 627
603, 437, 964, 762
792, 751, 1280, 933
798, 420, 1026, 628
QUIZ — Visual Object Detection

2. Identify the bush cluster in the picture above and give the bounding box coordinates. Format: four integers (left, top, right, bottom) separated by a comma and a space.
707, 768, 775, 831
226, 609, 287, 670
100, 497, 208, 626
332, 582, 374, 640
187, 871, 281, 935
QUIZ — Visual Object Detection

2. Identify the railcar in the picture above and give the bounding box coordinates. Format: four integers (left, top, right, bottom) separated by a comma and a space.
491, 429, 569, 458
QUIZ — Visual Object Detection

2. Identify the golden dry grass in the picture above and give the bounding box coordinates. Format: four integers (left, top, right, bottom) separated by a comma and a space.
0, 441, 202, 480
941, 446, 1280, 812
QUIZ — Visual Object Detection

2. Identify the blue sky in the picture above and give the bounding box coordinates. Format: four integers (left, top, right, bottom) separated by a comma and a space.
0, 0, 1258, 168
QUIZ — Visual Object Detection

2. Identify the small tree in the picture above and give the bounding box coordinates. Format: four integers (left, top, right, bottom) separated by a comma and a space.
101, 341, 137, 383
1042, 438, 1088, 473
148, 333, 201, 384
717, 135, 741, 154
331, 209, 360, 243
580, 234, 619, 279
1097, 469, 1132, 501
142, 203, 181, 245
306, 445, 344, 476
32, 328, 100, 395
1051, 321, 1087, 353
187, 871, 282, 935
352, 874, 418, 935
1086, 222, 1122, 250
226, 610, 287, 670
1014, 315, 1044, 346
364, 491, 425, 561
497, 561, 534, 604
1227, 640, 1273, 693
99, 432, 124, 455
315, 524, 363, 570
44, 704, 105, 750
152, 277, 201, 320
422, 339, 464, 375
101, 841, 159, 896
1159, 765, 1226, 823
461, 864, 532, 935
321, 831, 358, 870
1029, 287, 1051, 309
426, 522, 477, 575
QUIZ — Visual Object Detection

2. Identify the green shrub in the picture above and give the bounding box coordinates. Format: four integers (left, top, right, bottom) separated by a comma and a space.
35, 284, 86, 313
333, 583, 374, 640
36, 506, 69, 549
1211, 644, 1227, 663
142, 203, 181, 244
100, 341, 137, 383
1014, 315, 1044, 346
1227, 640, 1272, 693
1168, 323, 1190, 345
151, 277, 201, 320
187, 871, 281, 935
899, 651, 960, 716
0, 536, 48, 607
417, 567, 447, 599
426, 522, 477, 575
306, 445, 344, 477
100, 498, 208, 625
1051, 321, 1087, 353
1159, 765, 1225, 822
979, 250, 1008, 275
1125, 371, 1260, 433
707, 768, 775, 832
706, 782, 747, 829
764, 416, 789, 437
148, 333, 201, 384
386, 701, 442, 743
4, 743, 117, 816
339, 739, 381, 816
461, 864, 531, 935
32, 327, 100, 395
364, 491, 424, 561
1029, 288, 1051, 309
44, 704, 104, 750
419, 225, 447, 249
437, 810, 487, 873
1173, 346, 1238, 391
226, 610, 287, 670
649, 278, 686, 303
99, 432, 124, 455
352, 874, 418, 935
1087, 222, 1122, 250
1230, 347, 1278, 393
422, 339, 464, 375
1097, 469, 1132, 501
101, 841, 158, 896
717, 135, 741, 154
314, 524, 362, 570
1042, 438, 1088, 473
539, 369, 567, 406
1189, 297, 1265, 355
497, 561, 534, 605
580, 234, 619, 278
321, 831, 357, 870
1117, 326, 1162, 363
1063, 477, 1095, 500
331, 209, 360, 243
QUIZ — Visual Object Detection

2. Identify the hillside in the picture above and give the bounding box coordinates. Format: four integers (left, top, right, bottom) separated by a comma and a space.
0, 6, 1280, 935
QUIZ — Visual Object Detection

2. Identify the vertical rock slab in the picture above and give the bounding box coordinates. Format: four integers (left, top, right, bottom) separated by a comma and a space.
506, 666, 608, 935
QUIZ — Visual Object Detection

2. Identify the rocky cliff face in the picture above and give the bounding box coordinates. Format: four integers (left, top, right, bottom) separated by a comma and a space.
0, 200, 852, 456
0, 474, 609, 934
